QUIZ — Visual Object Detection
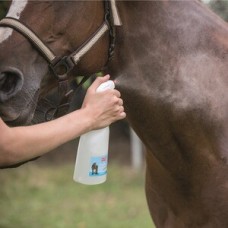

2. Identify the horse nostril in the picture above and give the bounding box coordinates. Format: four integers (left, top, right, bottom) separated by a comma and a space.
0, 68, 24, 102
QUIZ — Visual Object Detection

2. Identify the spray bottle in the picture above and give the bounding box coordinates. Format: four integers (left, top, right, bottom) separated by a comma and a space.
73, 80, 115, 185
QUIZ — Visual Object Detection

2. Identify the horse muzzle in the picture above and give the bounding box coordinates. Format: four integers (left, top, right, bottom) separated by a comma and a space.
0, 106, 33, 126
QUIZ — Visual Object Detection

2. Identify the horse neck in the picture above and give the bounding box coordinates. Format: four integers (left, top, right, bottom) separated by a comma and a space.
113, 0, 227, 75
111, 0, 228, 172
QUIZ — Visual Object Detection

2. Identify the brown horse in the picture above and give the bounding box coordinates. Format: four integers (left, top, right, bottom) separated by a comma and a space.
0, 1, 227, 227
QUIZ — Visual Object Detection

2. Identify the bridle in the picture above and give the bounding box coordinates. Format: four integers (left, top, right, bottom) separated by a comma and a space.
0, 0, 121, 121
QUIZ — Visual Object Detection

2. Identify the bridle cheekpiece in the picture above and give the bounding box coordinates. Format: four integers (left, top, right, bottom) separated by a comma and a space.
0, 0, 122, 120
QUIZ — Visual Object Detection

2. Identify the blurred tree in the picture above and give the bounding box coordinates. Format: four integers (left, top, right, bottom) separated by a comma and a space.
209, 0, 228, 21
0, 1, 10, 19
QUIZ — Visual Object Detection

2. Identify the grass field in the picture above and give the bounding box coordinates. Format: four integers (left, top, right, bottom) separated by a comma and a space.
0, 162, 155, 228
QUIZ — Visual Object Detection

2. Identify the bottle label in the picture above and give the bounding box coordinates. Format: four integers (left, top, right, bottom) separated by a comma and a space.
89, 155, 108, 176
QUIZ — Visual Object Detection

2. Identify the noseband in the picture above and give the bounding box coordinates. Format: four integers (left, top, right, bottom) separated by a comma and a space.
0, 0, 121, 120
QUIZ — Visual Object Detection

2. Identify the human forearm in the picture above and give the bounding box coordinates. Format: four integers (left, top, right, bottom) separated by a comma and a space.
0, 76, 126, 167
0, 108, 91, 166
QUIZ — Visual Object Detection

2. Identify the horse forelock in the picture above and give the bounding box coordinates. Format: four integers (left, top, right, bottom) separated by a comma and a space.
0, 0, 28, 44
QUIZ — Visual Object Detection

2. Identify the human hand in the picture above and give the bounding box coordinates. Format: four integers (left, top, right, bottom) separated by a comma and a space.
82, 75, 126, 130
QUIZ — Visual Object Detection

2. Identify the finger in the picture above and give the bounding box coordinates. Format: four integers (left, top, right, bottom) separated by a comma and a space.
118, 98, 123, 106
112, 98, 123, 106
118, 111, 126, 119
119, 106, 124, 113
112, 89, 121, 98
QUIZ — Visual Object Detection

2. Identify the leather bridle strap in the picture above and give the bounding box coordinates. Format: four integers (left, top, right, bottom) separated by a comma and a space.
0, 17, 109, 81
0, 17, 56, 62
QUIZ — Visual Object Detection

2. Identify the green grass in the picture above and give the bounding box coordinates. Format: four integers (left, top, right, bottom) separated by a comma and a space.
0, 163, 155, 228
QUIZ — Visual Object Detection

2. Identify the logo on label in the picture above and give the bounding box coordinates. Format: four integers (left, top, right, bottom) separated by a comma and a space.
89, 155, 108, 176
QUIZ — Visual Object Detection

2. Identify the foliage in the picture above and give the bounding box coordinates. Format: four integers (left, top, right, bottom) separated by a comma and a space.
0, 163, 155, 228
209, 0, 228, 21
0, 1, 9, 19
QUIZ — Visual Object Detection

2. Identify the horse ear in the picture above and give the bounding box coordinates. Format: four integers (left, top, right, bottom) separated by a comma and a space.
0, 157, 40, 169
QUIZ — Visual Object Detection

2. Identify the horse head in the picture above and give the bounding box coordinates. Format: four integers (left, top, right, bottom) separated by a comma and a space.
0, 0, 108, 126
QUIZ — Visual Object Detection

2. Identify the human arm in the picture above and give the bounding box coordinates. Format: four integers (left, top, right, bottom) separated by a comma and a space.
0, 75, 126, 167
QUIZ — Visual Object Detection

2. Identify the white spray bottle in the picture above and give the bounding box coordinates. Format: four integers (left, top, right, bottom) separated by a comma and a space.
73, 80, 115, 185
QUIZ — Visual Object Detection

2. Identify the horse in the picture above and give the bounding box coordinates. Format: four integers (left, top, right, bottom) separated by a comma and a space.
0, 0, 227, 227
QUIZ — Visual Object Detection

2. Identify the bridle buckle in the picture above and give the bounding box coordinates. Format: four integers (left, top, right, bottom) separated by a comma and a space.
50, 56, 75, 80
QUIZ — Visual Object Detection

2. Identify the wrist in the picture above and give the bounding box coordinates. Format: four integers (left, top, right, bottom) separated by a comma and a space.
79, 106, 95, 132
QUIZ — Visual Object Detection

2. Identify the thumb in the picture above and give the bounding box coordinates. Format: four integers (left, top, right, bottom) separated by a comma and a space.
89, 75, 110, 92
